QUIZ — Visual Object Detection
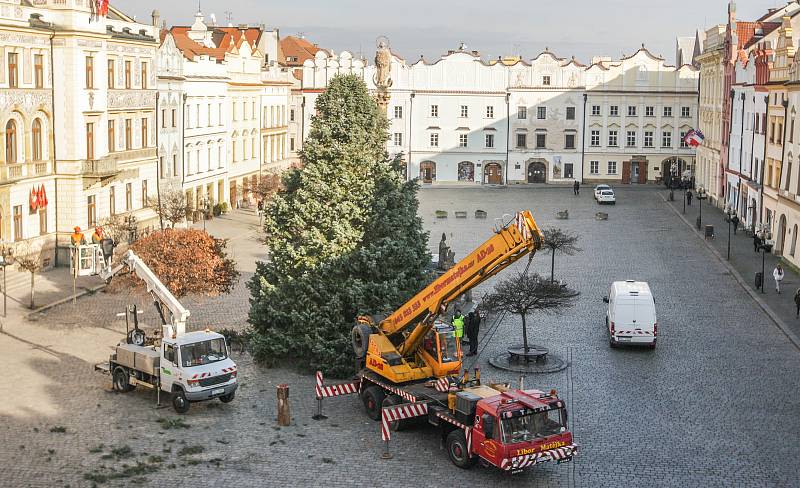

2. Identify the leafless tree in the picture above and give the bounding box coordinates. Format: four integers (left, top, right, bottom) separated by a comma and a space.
251, 171, 284, 203
14, 242, 44, 309
148, 188, 189, 228
482, 271, 578, 354
542, 227, 581, 283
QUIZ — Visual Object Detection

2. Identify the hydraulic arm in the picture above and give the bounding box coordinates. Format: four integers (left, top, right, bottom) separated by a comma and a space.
356, 211, 543, 384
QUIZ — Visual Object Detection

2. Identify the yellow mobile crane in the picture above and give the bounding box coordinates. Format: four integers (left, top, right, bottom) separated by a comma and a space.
351, 211, 543, 385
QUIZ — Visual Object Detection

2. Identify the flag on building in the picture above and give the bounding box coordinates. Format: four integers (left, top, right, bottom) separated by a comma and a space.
90, 0, 109, 22
683, 129, 705, 147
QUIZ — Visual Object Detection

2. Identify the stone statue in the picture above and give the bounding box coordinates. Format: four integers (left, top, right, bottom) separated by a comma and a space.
438, 232, 455, 270
374, 37, 393, 89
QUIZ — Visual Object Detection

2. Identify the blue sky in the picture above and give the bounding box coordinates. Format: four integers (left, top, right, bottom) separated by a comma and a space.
117, 0, 783, 64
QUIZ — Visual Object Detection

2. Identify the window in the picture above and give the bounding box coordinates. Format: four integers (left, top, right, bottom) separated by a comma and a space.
430, 133, 439, 147
109, 186, 116, 216
430, 105, 438, 117
516, 133, 527, 148
645, 106, 654, 117
590, 129, 600, 147
125, 183, 132, 211
124, 60, 131, 89
536, 133, 546, 148
34, 54, 44, 88
565, 133, 575, 149
628, 106, 637, 117
644, 130, 654, 147
537, 107, 546, 120
394, 106, 403, 119
459, 134, 468, 147
608, 130, 618, 147
173, 154, 178, 177
626, 130, 636, 147
518, 106, 527, 119
208, 104, 212, 126
607, 161, 617, 174
591, 105, 600, 116
13, 206, 22, 241
218, 103, 223, 125
140, 117, 148, 147
460, 105, 468, 118
39, 208, 47, 236
791, 118, 796, 144
680, 131, 688, 148
290, 137, 295, 151
32, 119, 42, 161
486, 106, 494, 118
663, 106, 672, 117
393, 132, 403, 146
485, 133, 495, 148
609, 105, 619, 117
124, 119, 132, 150
86, 122, 95, 159
142, 180, 148, 206
8, 52, 18, 88
681, 106, 690, 118
107, 59, 115, 88
590, 160, 599, 174
662, 130, 672, 147
566, 107, 576, 120
160, 108, 165, 128
542, 75, 551, 86
172, 109, 177, 128
86, 195, 97, 227
5, 120, 17, 163
141, 62, 147, 89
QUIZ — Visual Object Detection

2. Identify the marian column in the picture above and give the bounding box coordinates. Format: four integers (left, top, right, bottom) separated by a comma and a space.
374, 37, 393, 113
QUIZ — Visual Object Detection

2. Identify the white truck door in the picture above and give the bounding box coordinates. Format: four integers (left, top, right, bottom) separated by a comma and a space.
160, 343, 179, 392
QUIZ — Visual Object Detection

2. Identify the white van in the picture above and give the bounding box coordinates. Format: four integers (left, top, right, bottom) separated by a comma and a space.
604, 280, 657, 349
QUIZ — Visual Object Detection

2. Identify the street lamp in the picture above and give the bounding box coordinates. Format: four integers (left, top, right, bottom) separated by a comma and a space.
756, 224, 772, 294
696, 187, 707, 230
0, 242, 15, 318
724, 205, 735, 260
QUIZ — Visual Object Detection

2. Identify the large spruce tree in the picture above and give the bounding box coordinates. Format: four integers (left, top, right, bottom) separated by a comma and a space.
248, 74, 430, 377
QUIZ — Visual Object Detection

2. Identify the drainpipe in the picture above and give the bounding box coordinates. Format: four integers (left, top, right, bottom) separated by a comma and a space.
49, 30, 60, 266
155, 91, 164, 230
504, 92, 510, 185
581, 93, 587, 184
408, 92, 414, 182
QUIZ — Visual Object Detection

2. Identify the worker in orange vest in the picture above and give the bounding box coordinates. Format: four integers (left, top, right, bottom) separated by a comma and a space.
70, 226, 86, 247
91, 226, 104, 244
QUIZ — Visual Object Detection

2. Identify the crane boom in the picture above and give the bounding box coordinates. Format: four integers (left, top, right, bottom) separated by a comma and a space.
359, 210, 543, 384
100, 250, 190, 336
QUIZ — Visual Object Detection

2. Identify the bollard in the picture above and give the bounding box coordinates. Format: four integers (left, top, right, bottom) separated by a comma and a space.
277, 384, 291, 426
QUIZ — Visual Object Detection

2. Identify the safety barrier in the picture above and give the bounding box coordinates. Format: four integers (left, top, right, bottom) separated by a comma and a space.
380, 401, 429, 459
313, 371, 359, 420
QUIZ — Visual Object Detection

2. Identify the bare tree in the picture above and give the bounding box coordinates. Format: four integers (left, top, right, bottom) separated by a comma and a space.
482, 271, 578, 355
148, 188, 189, 228
251, 171, 284, 203
14, 242, 43, 309
542, 227, 581, 283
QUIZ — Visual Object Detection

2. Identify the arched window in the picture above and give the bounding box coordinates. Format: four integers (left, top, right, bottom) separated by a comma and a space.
5, 120, 17, 164
32, 119, 42, 161
792, 224, 798, 257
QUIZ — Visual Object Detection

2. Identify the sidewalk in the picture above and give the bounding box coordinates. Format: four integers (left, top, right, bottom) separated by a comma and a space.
663, 190, 800, 348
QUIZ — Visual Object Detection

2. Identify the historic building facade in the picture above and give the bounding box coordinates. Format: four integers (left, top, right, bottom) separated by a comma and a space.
155, 22, 184, 195
696, 25, 726, 204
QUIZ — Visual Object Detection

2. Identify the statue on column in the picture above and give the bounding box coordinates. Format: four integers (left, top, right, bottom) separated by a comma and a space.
438, 232, 455, 270
374, 36, 393, 112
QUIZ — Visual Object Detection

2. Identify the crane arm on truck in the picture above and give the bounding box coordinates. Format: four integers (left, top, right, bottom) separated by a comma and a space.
356, 210, 543, 384
99, 250, 190, 337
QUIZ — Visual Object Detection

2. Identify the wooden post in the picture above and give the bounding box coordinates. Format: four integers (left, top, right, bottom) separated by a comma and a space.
277, 384, 291, 426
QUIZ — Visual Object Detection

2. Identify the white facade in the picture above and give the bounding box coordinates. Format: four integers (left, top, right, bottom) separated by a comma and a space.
156, 31, 184, 194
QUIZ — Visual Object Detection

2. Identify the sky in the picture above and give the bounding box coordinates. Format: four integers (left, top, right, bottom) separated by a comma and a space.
117, 0, 784, 65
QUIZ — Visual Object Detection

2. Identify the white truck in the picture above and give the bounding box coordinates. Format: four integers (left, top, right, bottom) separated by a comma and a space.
93, 249, 238, 413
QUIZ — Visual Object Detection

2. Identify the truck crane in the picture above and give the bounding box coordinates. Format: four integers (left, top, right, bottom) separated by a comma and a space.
93, 249, 238, 413
318, 211, 577, 473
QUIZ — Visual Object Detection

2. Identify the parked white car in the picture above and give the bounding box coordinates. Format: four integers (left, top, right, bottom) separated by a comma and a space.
604, 280, 657, 349
594, 184, 611, 200
597, 189, 616, 204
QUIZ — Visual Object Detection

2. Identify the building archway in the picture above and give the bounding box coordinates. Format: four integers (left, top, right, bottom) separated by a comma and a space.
484, 162, 503, 184
419, 161, 436, 183
527, 160, 546, 183
777, 214, 787, 255
458, 161, 474, 182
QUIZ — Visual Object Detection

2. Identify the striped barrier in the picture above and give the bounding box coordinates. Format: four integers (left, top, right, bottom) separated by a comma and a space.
313, 371, 360, 420
380, 401, 429, 459
500, 444, 578, 471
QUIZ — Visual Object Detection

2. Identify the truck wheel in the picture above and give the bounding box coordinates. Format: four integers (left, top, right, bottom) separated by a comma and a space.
382, 395, 409, 431
609, 337, 617, 349
219, 391, 235, 403
113, 368, 135, 393
446, 430, 476, 469
351, 324, 372, 359
172, 389, 190, 414
361, 385, 385, 421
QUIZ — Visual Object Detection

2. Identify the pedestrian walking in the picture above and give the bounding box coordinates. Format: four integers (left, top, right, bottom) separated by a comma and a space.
754, 233, 762, 253
573, 180, 579, 196
732, 214, 740, 234
686, 190, 693, 206
794, 288, 800, 317
773, 264, 785, 294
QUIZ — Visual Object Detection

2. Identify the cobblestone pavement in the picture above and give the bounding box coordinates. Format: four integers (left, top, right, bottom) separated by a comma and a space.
2, 187, 799, 487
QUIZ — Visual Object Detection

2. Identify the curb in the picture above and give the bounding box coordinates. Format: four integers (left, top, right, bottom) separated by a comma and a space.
659, 192, 800, 352
26, 283, 107, 320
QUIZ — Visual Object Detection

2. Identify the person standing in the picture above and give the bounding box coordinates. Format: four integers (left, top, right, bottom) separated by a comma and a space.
452, 309, 465, 347
572, 180, 578, 196
70, 226, 86, 247
468, 311, 482, 356
754, 233, 762, 253
686, 190, 693, 206
732, 214, 740, 234
773, 264, 785, 294
91, 226, 104, 244
794, 288, 800, 317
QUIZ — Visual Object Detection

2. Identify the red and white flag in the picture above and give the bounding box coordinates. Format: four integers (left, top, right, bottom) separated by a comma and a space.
683, 129, 705, 148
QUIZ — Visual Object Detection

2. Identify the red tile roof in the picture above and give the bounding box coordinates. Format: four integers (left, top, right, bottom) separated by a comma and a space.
738, 21, 780, 49
169, 25, 262, 62
280, 35, 327, 66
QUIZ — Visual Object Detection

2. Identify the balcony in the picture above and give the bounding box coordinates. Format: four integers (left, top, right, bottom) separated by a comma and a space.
0, 161, 53, 183
82, 158, 119, 177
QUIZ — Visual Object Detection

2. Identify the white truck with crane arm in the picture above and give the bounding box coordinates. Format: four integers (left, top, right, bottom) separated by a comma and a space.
93, 249, 238, 413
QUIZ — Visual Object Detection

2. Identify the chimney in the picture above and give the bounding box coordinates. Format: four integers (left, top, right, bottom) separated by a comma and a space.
151, 9, 160, 28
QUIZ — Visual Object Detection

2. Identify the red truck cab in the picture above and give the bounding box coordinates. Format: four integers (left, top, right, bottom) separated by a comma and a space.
469, 389, 577, 473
